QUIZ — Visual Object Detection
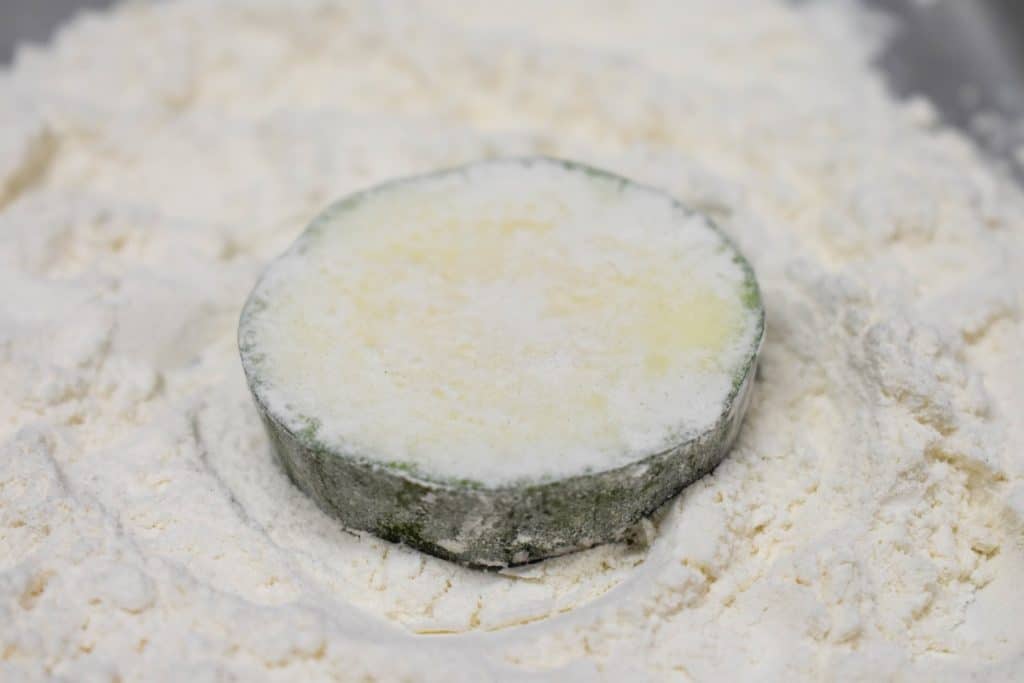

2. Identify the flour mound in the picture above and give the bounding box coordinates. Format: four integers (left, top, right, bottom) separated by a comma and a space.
2, 1, 1023, 681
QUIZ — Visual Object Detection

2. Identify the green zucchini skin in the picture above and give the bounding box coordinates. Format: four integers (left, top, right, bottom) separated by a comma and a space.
239, 157, 764, 568
249, 345, 760, 569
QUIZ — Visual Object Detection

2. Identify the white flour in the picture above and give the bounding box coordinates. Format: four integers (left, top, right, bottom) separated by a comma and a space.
2, 0, 1023, 680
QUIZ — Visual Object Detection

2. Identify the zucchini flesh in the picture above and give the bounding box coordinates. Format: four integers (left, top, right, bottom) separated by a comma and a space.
239, 158, 764, 567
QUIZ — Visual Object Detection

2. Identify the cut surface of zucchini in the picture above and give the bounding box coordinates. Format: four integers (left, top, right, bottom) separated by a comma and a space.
239, 158, 764, 567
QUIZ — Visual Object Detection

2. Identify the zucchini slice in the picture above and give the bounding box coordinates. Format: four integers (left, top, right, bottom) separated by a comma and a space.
239, 158, 764, 567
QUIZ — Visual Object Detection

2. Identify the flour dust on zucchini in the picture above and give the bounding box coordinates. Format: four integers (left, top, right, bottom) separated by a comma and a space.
239, 158, 764, 567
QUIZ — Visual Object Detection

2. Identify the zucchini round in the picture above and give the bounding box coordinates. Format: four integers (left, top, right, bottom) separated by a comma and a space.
239, 158, 764, 567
